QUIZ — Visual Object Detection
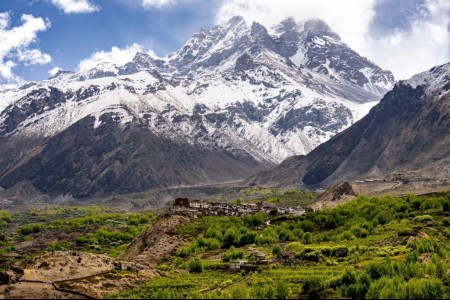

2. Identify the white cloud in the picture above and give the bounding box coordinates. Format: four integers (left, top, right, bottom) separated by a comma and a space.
363, 0, 450, 79
0, 12, 52, 83
215, 0, 450, 80
77, 43, 157, 72
216, 0, 378, 59
141, 0, 177, 8
48, 66, 62, 77
51, 0, 99, 14
0, 60, 22, 83
17, 49, 52, 65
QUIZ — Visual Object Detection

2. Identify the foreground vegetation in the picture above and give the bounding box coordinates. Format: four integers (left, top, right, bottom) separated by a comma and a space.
1, 191, 449, 299
109, 192, 450, 299
0, 206, 156, 259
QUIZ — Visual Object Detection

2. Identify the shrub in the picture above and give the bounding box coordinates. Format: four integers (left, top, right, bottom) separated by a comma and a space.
303, 232, 313, 244
272, 244, 282, 255
407, 238, 444, 256
189, 258, 203, 273
18, 223, 44, 236
275, 280, 289, 299
222, 246, 244, 262
0, 211, 12, 228
301, 275, 327, 299
443, 200, 450, 212
413, 215, 433, 222
223, 228, 240, 248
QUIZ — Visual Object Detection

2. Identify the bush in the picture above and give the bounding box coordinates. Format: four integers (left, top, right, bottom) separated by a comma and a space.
223, 228, 240, 248
174, 257, 185, 269
18, 223, 45, 236
303, 232, 313, 244
272, 245, 282, 255
189, 258, 203, 273
275, 280, 289, 299
443, 200, 450, 212
413, 215, 433, 222
222, 246, 244, 262
407, 237, 444, 256
302, 275, 328, 299
367, 277, 445, 299
0, 211, 12, 228
47, 242, 67, 252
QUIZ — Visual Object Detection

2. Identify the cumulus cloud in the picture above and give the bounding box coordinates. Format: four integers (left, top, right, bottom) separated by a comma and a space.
141, 0, 177, 8
0, 12, 52, 83
17, 49, 52, 65
77, 43, 157, 72
215, 0, 450, 80
51, 0, 99, 14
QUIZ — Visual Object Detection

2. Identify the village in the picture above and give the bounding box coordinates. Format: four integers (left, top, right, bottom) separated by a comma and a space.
171, 198, 306, 217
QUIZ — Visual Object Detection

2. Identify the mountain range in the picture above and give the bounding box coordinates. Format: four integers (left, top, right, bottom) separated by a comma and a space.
0, 16, 399, 198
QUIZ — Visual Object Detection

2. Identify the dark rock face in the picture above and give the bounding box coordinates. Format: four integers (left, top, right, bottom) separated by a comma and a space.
273, 18, 302, 57
0, 115, 271, 198
235, 54, 257, 72
272, 100, 352, 135
250, 77, 450, 187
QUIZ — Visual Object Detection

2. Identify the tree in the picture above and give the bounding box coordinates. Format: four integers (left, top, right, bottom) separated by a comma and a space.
223, 228, 240, 248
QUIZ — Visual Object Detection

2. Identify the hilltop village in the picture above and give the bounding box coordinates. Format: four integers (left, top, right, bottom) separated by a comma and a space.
171, 198, 307, 217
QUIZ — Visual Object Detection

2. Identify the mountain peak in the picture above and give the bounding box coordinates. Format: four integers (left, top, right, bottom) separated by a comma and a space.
304, 19, 340, 40
405, 62, 450, 96
277, 17, 301, 32
226, 15, 245, 26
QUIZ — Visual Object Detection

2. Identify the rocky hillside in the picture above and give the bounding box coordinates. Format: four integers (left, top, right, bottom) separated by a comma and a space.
249, 63, 450, 187
0, 16, 394, 198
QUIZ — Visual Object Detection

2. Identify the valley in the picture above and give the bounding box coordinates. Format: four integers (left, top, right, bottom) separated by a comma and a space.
0, 188, 449, 299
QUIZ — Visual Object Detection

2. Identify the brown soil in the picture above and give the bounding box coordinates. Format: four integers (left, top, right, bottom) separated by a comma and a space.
117, 213, 192, 266
310, 181, 358, 210
0, 282, 84, 299
20, 251, 113, 283
57, 269, 158, 298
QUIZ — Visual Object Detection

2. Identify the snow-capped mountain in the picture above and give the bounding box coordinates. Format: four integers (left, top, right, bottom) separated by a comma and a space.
249, 62, 450, 187
0, 17, 395, 198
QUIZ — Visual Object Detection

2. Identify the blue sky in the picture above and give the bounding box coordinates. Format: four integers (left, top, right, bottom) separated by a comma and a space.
1, 0, 449, 83
0, 0, 221, 82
